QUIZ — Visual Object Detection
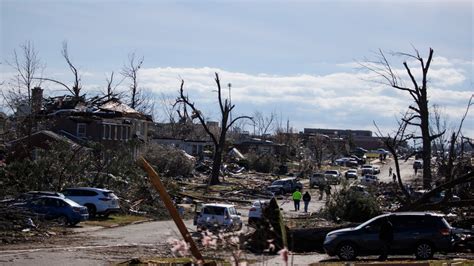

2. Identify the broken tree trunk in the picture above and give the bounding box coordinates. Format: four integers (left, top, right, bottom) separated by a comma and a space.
398, 170, 474, 211
137, 157, 205, 263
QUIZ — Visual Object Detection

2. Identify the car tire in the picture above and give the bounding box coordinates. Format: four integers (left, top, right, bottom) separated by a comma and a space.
85, 204, 97, 218
415, 242, 434, 260
337, 242, 357, 260
56, 215, 69, 226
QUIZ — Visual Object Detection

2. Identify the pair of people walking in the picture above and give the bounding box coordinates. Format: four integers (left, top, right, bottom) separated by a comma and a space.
292, 189, 312, 212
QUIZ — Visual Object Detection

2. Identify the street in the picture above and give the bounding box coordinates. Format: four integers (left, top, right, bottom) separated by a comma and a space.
0, 157, 427, 265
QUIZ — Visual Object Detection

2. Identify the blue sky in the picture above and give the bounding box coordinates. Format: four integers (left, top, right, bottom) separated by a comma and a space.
1, 0, 473, 136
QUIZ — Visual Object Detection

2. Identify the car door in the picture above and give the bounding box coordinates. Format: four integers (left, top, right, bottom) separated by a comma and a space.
42, 198, 63, 219
390, 215, 419, 253
27, 198, 48, 216
358, 218, 383, 254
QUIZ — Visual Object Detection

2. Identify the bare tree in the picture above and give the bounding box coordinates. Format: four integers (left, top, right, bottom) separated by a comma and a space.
121, 53, 144, 109
307, 134, 330, 168
38, 41, 83, 98
252, 111, 276, 138
374, 112, 414, 202
176, 73, 252, 185
103, 72, 124, 100
2, 41, 44, 113
362, 48, 444, 189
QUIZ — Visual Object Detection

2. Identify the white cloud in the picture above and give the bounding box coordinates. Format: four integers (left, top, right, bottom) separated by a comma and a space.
2, 59, 472, 137
133, 64, 473, 136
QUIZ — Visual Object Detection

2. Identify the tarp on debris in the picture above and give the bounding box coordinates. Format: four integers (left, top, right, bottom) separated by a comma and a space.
99, 100, 139, 114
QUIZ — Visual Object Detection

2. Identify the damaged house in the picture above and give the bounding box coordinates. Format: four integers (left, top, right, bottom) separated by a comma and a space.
9, 87, 153, 158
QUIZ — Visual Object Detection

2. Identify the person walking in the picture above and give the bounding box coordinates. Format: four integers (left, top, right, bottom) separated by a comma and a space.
292, 189, 302, 211
388, 166, 393, 177
379, 217, 394, 261
325, 184, 332, 201
318, 183, 325, 200
302, 191, 311, 213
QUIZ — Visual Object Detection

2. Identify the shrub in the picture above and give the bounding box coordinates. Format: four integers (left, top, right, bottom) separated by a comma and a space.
246, 152, 278, 173
322, 183, 381, 223
144, 143, 195, 177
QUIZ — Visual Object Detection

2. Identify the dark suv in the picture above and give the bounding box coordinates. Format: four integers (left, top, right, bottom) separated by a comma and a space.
324, 212, 454, 260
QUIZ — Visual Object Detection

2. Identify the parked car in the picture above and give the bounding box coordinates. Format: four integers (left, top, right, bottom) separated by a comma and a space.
345, 169, 358, 179
310, 173, 327, 188
372, 165, 381, 175
248, 199, 270, 225
360, 174, 379, 185
335, 158, 358, 167
350, 155, 366, 165
267, 177, 303, 195
361, 165, 374, 175
15, 196, 89, 226
62, 187, 120, 217
324, 212, 454, 260
324, 170, 342, 185
1, 191, 65, 205
194, 203, 242, 231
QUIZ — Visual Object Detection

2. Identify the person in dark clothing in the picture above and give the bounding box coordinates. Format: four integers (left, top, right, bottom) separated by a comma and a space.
302, 191, 311, 213
325, 185, 331, 200
318, 183, 325, 200
378, 217, 394, 261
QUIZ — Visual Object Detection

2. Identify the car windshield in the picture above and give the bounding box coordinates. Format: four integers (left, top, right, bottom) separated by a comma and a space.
272, 180, 284, 185
63, 198, 81, 207
325, 171, 337, 174
253, 200, 268, 207
355, 215, 385, 229
228, 207, 237, 215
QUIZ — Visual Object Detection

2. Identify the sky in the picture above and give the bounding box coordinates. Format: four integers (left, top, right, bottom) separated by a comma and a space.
1, 0, 473, 137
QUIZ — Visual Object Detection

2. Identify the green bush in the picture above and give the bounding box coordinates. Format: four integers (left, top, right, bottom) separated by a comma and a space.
144, 143, 195, 177
322, 183, 381, 223
246, 152, 277, 173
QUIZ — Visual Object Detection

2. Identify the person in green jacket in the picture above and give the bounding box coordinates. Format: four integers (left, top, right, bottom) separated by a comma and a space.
292, 189, 302, 211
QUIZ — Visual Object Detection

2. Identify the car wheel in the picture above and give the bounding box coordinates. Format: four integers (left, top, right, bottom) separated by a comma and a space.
56, 215, 69, 226
85, 204, 97, 218
337, 242, 357, 260
415, 242, 434, 260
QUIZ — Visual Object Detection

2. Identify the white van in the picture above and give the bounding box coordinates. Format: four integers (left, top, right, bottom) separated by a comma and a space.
195, 203, 242, 231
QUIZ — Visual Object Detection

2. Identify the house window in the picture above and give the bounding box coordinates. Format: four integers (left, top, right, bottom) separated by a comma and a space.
114, 125, 118, 140
108, 125, 112, 140
77, 123, 86, 138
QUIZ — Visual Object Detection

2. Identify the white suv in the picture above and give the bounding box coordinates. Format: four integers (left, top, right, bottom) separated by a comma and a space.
194, 203, 242, 231
62, 187, 120, 217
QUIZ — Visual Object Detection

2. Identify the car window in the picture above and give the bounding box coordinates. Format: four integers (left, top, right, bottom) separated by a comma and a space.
62, 189, 79, 196
391, 215, 429, 230
102, 191, 115, 198
202, 206, 225, 215
30, 198, 46, 206
363, 218, 383, 232
228, 207, 237, 215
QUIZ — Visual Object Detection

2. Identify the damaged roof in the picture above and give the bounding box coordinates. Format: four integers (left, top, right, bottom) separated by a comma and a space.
99, 100, 139, 114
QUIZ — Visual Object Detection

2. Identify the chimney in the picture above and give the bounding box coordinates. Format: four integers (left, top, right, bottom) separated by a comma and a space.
31, 87, 43, 113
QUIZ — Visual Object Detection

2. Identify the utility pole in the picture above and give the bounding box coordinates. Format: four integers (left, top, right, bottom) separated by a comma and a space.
228, 83, 232, 130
